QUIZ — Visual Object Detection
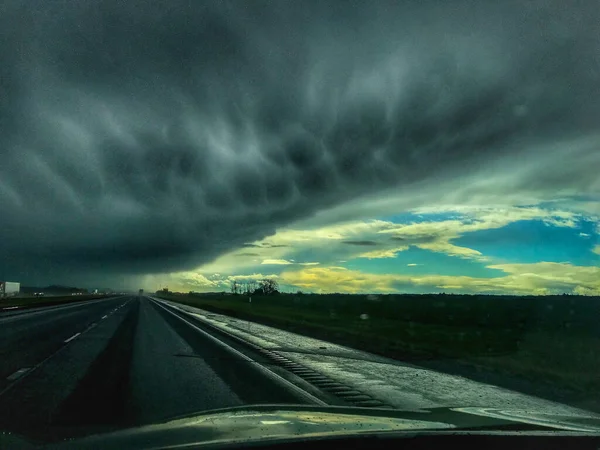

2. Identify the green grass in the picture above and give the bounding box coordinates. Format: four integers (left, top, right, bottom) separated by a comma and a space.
159, 293, 521, 357
1, 294, 114, 310
158, 292, 600, 404
470, 332, 600, 394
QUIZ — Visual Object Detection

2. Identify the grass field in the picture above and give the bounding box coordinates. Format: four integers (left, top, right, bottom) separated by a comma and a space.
158, 291, 600, 407
0, 294, 114, 310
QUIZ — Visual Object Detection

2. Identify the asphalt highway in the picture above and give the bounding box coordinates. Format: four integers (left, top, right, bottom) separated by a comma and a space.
0, 296, 128, 393
0, 297, 317, 443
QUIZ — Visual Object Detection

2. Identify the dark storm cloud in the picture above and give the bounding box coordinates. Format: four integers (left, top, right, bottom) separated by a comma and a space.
1, 0, 599, 285
390, 236, 437, 244
242, 243, 288, 249
342, 241, 379, 246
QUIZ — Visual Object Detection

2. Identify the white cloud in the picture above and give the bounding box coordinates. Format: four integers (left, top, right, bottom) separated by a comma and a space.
358, 246, 409, 259
407, 263, 421, 266
266, 220, 392, 245
141, 271, 222, 292
417, 241, 485, 260
372, 206, 582, 261
261, 259, 293, 265
226, 273, 279, 281
580, 232, 591, 237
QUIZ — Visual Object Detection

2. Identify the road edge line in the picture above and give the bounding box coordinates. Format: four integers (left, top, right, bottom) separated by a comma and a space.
150, 298, 327, 406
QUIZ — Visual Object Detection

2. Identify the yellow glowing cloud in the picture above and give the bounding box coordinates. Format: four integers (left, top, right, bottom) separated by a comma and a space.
280, 267, 395, 293
280, 262, 600, 295
191, 205, 587, 280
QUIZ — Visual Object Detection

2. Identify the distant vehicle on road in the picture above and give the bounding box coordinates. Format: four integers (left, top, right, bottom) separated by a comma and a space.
138, 289, 144, 296
0, 281, 20, 298
34, 292, 45, 297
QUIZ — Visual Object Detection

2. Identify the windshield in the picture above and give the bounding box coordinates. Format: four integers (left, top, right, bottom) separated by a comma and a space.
1, 0, 599, 446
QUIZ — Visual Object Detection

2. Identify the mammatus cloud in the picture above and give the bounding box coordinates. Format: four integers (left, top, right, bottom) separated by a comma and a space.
0, 1, 598, 287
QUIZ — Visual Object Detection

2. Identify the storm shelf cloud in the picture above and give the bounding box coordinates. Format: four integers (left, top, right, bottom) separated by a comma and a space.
0, 0, 599, 288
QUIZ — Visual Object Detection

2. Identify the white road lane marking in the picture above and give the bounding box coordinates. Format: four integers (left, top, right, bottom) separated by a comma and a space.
63, 332, 81, 343
7, 368, 31, 381
101, 315, 108, 319
0, 303, 126, 398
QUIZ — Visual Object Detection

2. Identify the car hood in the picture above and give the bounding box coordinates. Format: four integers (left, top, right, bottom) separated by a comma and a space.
34, 404, 600, 449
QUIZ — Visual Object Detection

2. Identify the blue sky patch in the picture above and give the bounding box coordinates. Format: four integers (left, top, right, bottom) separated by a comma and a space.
381, 211, 464, 224
454, 219, 598, 265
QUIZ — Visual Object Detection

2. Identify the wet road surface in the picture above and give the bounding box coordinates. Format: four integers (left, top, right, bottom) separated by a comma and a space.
129, 298, 243, 423
0, 296, 128, 393
1, 296, 598, 444
0, 297, 316, 442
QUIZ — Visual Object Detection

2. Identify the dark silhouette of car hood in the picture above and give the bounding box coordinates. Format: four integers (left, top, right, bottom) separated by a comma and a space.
8, 404, 600, 449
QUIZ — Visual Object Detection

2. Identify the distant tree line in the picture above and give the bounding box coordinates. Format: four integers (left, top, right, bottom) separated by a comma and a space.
230, 278, 279, 296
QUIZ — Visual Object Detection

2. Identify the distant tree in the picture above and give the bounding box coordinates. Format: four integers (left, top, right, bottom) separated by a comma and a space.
230, 280, 240, 295
260, 278, 279, 295
242, 281, 257, 295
